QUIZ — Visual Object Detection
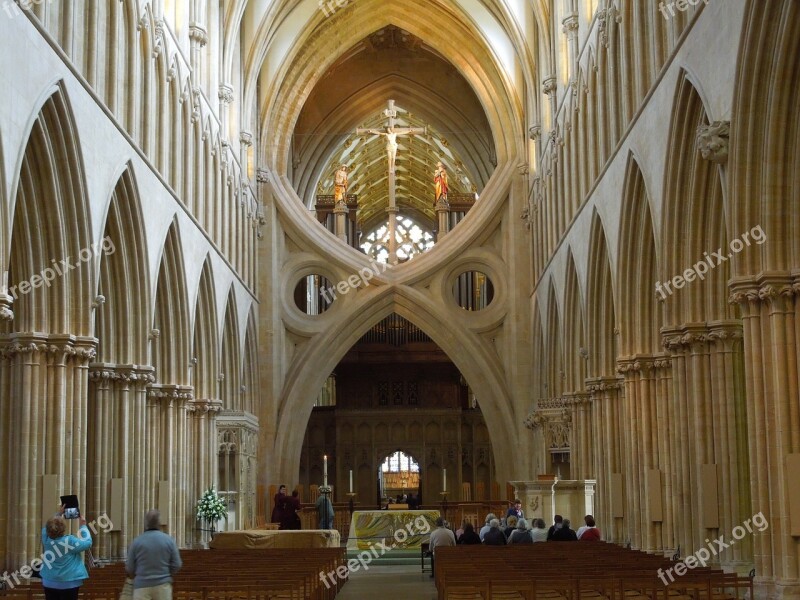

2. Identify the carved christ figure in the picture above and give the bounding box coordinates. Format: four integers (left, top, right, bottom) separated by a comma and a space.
362, 126, 421, 174
334, 164, 348, 204
434, 161, 449, 204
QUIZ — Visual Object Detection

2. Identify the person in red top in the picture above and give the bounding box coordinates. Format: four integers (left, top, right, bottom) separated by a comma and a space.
576, 515, 601, 541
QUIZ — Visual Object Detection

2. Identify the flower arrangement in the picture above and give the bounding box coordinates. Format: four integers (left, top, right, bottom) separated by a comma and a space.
196, 486, 227, 526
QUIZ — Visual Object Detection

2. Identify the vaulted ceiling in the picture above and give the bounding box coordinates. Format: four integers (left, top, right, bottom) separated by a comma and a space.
290, 25, 496, 232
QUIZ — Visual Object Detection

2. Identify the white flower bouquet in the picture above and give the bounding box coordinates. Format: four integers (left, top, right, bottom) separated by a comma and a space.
196, 486, 227, 525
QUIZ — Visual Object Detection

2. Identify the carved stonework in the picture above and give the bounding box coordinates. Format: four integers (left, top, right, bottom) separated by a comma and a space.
89, 364, 156, 385
147, 384, 194, 403
0, 293, 13, 322
542, 76, 557, 96
239, 131, 253, 146
524, 398, 572, 451
256, 169, 270, 184
529, 124, 541, 140
189, 24, 208, 47
562, 14, 579, 39
0, 335, 97, 362
696, 121, 730, 164
218, 84, 234, 105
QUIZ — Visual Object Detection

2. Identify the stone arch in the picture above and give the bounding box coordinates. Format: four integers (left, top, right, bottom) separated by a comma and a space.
544, 279, 564, 397
192, 257, 218, 399
96, 164, 150, 364
152, 218, 190, 385
271, 291, 518, 485
6, 83, 93, 335
220, 287, 241, 411
241, 308, 258, 416
661, 71, 731, 324
617, 154, 662, 356
563, 250, 587, 393
585, 211, 618, 377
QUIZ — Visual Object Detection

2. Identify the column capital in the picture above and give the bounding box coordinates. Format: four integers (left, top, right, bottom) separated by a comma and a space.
218, 83, 234, 105
542, 76, 558, 96
0, 293, 13, 322
189, 23, 208, 47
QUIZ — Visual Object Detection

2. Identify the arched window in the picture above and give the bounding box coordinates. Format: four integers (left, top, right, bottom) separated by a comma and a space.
381, 451, 420, 473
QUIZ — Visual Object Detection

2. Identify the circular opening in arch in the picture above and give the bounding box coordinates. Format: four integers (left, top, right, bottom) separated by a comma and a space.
452, 271, 494, 311
294, 274, 335, 315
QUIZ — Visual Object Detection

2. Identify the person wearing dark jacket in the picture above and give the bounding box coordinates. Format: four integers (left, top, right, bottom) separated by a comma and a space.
457, 523, 482, 545
483, 519, 507, 545
547, 514, 563, 540
550, 518, 578, 541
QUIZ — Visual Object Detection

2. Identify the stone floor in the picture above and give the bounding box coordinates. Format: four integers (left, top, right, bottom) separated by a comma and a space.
335, 564, 438, 599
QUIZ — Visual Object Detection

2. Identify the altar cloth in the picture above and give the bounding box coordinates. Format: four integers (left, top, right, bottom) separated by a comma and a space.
209, 529, 340, 549
346, 510, 439, 551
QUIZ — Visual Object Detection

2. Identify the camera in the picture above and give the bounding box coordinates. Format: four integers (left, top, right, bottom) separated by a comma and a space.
60, 494, 80, 519
64, 507, 80, 519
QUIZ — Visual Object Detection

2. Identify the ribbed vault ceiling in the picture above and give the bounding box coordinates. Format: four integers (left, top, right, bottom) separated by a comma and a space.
291, 25, 496, 233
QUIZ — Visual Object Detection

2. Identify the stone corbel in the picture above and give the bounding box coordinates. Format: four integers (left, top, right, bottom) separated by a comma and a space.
218, 84, 234, 106
696, 121, 730, 164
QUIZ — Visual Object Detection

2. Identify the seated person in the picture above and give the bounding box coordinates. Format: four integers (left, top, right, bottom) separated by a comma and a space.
457, 522, 482, 545
482, 519, 507, 545
479, 513, 497, 541
550, 518, 578, 541
508, 518, 533, 544
504, 515, 518, 538
530, 518, 549, 542
547, 514, 563, 540
577, 515, 601, 541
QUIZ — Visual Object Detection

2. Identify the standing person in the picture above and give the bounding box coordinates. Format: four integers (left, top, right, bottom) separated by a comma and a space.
126, 510, 182, 600
506, 499, 524, 520
280, 490, 302, 530
428, 517, 456, 578
271, 485, 287, 525
315, 492, 334, 529
40, 505, 93, 600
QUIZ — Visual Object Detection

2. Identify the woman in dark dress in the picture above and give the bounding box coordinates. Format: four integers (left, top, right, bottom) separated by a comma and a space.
271, 484, 287, 524
457, 522, 482, 545
280, 490, 302, 530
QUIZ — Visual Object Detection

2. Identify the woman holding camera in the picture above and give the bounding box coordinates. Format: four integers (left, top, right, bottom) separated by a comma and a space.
40, 505, 93, 600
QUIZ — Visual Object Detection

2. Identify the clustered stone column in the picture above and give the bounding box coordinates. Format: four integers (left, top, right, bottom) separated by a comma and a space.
661, 322, 751, 570
87, 364, 155, 560
730, 274, 800, 597
616, 355, 672, 554
0, 335, 96, 567
586, 376, 624, 543
189, 398, 222, 545
146, 384, 194, 548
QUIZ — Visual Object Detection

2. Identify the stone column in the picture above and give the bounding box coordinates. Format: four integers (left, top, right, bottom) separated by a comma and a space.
730, 274, 800, 597
586, 376, 624, 544
334, 200, 349, 243
435, 197, 450, 239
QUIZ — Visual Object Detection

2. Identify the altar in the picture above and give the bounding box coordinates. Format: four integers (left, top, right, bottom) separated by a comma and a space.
346, 509, 439, 551
208, 529, 340, 549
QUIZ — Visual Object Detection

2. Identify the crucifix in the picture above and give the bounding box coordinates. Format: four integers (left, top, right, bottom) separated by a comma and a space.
356, 99, 427, 264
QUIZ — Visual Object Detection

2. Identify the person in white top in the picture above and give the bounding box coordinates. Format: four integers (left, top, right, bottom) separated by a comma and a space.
428, 518, 456, 578
530, 518, 549, 542
576, 514, 602, 541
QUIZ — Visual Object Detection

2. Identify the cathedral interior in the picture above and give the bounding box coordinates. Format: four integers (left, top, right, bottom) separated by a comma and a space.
0, 0, 799, 598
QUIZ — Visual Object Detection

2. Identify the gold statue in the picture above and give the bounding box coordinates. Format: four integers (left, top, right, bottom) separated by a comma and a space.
434, 161, 449, 204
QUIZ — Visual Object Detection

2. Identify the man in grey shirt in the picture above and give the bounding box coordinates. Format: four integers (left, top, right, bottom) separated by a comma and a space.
126, 510, 182, 600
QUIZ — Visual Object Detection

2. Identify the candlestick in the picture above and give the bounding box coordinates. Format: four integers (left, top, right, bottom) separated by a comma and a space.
323, 455, 328, 487
349, 469, 353, 493
443, 468, 446, 492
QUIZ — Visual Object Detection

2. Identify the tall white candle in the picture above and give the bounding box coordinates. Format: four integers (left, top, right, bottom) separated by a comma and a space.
323, 455, 328, 487
349, 470, 353, 493
443, 468, 447, 492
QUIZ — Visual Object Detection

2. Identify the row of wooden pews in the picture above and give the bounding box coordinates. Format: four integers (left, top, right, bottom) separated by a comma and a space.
0, 548, 347, 600
433, 543, 753, 600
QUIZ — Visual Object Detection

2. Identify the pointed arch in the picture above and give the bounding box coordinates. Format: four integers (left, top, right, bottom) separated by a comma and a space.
220, 288, 241, 411
7, 84, 93, 335
241, 307, 258, 416
96, 165, 150, 364
662, 71, 731, 324
272, 290, 519, 486
192, 257, 218, 399
152, 219, 190, 385
545, 278, 564, 398
563, 250, 587, 393
618, 155, 661, 355
586, 211, 618, 377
